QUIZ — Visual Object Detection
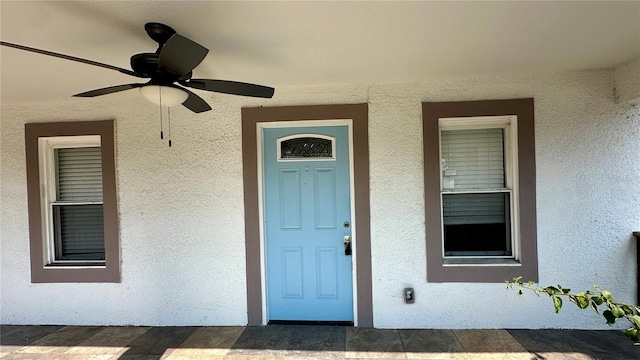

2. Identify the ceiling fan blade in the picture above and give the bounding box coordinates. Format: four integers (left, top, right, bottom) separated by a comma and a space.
0, 41, 144, 78
181, 79, 275, 98
180, 87, 212, 113
159, 34, 209, 77
73, 83, 144, 97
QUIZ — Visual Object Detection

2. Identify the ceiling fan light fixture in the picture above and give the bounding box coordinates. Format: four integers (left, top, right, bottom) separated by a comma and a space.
139, 85, 188, 107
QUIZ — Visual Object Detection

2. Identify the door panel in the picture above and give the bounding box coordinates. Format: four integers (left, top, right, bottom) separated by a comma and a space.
279, 169, 302, 229
282, 247, 303, 298
264, 125, 353, 321
313, 168, 336, 229
316, 247, 338, 298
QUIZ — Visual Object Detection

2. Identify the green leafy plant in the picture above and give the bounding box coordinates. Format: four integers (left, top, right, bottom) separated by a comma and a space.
507, 276, 640, 344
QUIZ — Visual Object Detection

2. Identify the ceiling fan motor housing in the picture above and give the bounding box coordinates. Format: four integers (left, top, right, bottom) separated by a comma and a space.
130, 53, 177, 81
130, 52, 194, 83
144, 22, 176, 46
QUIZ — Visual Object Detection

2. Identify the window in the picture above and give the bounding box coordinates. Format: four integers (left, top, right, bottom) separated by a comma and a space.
423, 99, 537, 282
440, 119, 515, 258
26, 120, 120, 283
277, 134, 335, 160
43, 138, 105, 263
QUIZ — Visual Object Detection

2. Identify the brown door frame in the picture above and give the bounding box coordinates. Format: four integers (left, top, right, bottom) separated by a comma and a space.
241, 104, 373, 326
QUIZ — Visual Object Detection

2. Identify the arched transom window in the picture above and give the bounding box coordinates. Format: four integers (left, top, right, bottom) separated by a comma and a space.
277, 134, 336, 161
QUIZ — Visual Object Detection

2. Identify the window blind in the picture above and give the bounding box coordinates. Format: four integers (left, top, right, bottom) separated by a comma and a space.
53, 204, 105, 260
441, 129, 505, 190
443, 192, 508, 225
56, 147, 103, 201
441, 128, 509, 226
53, 147, 104, 261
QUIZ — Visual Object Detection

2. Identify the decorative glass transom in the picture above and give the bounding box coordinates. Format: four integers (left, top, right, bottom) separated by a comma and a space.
279, 136, 334, 159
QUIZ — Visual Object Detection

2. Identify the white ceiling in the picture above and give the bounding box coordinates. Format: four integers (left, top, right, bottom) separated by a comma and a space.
1, 1, 638, 105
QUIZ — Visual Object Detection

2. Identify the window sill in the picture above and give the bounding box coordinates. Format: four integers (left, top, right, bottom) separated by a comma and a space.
32, 264, 119, 283
45, 262, 106, 268
443, 258, 521, 266
431, 258, 530, 282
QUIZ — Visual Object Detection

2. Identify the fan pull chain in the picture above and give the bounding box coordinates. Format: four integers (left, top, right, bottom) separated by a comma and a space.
159, 105, 164, 139
168, 107, 172, 147
159, 87, 164, 139
159, 107, 164, 139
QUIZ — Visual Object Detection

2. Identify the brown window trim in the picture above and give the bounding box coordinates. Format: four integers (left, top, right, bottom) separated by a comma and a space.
241, 104, 373, 327
25, 120, 120, 283
422, 99, 538, 283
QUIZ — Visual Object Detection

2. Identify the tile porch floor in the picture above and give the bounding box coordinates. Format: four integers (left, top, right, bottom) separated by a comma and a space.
1, 325, 638, 359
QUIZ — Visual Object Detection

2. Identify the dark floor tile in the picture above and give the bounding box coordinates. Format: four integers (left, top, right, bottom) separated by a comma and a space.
281, 325, 346, 358
507, 329, 598, 359
164, 326, 244, 357
346, 328, 404, 352
29, 326, 104, 347
231, 325, 293, 350
111, 355, 163, 360
76, 326, 149, 347
399, 329, 470, 359
11, 326, 105, 356
562, 330, 640, 360
345, 328, 405, 359
120, 326, 197, 356
287, 325, 346, 351
1, 326, 23, 335
0, 325, 66, 358
227, 325, 294, 357
452, 329, 531, 360
0, 325, 65, 346
63, 326, 150, 356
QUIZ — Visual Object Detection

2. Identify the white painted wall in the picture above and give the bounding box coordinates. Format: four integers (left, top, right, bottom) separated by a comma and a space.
1, 69, 638, 329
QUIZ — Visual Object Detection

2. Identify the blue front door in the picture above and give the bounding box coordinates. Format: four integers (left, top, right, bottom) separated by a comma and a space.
263, 125, 353, 321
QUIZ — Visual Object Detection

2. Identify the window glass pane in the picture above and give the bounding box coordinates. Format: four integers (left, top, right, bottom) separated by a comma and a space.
56, 147, 103, 201
441, 128, 505, 190
53, 204, 105, 261
443, 192, 511, 256
280, 137, 332, 158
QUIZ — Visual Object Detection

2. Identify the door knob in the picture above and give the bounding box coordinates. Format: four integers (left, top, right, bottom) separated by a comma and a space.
344, 235, 352, 256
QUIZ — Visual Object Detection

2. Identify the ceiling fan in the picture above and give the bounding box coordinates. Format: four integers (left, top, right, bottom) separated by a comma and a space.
0, 22, 275, 113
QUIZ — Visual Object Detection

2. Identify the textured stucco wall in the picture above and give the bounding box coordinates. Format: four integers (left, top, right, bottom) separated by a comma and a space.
1, 69, 638, 328
614, 57, 640, 104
